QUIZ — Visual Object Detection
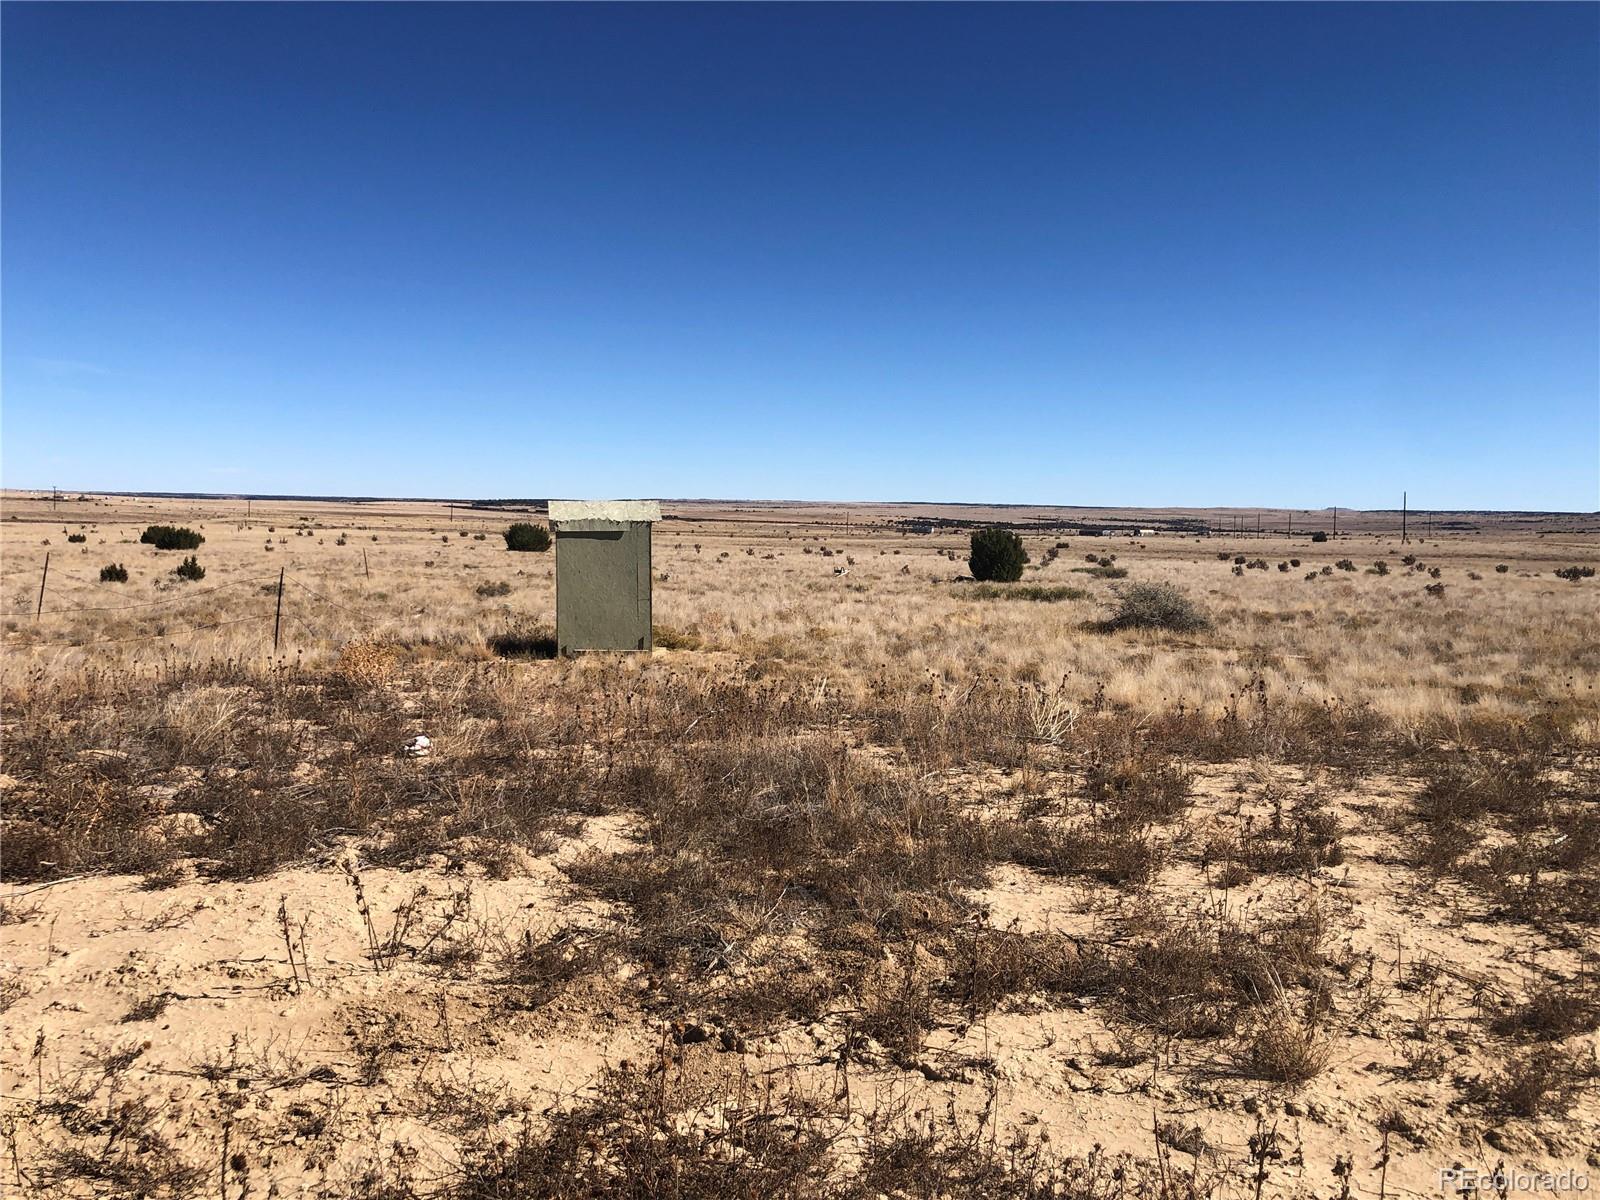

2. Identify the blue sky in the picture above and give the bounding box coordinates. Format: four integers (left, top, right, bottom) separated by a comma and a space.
3, 3, 1596, 509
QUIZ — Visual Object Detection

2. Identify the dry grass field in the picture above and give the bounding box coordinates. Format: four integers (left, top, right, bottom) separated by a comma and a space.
2, 490, 1597, 1198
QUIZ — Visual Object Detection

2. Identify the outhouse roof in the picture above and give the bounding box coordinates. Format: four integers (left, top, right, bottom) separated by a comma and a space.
548, 500, 661, 524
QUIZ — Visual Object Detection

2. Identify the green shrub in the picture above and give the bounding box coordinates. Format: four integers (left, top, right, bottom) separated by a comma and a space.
140, 525, 204, 551
66, 533, 87, 544
966, 583, 1088, 602
1310, 531, 1328, 543
969, 528, 1027, 582
99, 563, 129, 583
173, 556, 205, 581
504, 523, 552, 553
1495, 564, 1509, 574
1104, 583, 1210, 633
1554, 565, 1595, 582
475, 580, 512, 598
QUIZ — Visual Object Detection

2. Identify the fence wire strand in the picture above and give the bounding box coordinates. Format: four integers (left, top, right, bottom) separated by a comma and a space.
28, 575, 279, 616
8, 571, 368, 650
285, 576, 364, 615
22, 615, 270, 649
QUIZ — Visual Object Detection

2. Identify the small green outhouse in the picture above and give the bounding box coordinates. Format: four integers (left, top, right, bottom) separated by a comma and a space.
548, 500, 660, 654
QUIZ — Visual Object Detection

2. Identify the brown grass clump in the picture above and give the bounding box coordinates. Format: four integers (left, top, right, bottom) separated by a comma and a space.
1206, 788, 1344, 884
497, 926, 616, 1008
1098, 897, 1356, 1047
939, 919, 1087, 1014
569, 735, 993, 1028
1491, 984, 1600, 1042
1405, 747, 1598, 926
430, 1052, 1193, 1200
651, 622, 704, 649
1236, 977, 1332, 1083
16, 1041, 206, 1199
336, 641, 400, 686
999, 816, 1165, 886
1486, 1045, 1598, 1117
1084, 754, 1193, 824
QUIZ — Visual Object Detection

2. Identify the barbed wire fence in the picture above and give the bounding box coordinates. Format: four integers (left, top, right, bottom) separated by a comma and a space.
3, 565, 383, 652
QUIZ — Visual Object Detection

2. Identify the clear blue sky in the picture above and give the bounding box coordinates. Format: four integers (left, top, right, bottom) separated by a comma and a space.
3, 3, 1596, 509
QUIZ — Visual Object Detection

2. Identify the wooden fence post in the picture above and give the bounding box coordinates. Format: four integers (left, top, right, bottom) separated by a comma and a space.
36, 553, 50, 618
273, 568, 285, 653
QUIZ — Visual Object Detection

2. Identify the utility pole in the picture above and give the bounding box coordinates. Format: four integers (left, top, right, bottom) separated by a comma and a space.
1401, 492, 1409, 544
1332, 506, 1338, 538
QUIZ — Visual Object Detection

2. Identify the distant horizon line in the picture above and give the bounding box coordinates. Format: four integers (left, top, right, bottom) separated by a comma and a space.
1, 486, 1594, 518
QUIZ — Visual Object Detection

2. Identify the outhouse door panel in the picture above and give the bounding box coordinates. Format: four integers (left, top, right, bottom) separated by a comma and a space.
555, 522, 652, 653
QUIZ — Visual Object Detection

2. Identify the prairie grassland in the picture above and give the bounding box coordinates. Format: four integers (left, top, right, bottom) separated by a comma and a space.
2, 492, 1597, 1198
4, 494, 1597, 735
